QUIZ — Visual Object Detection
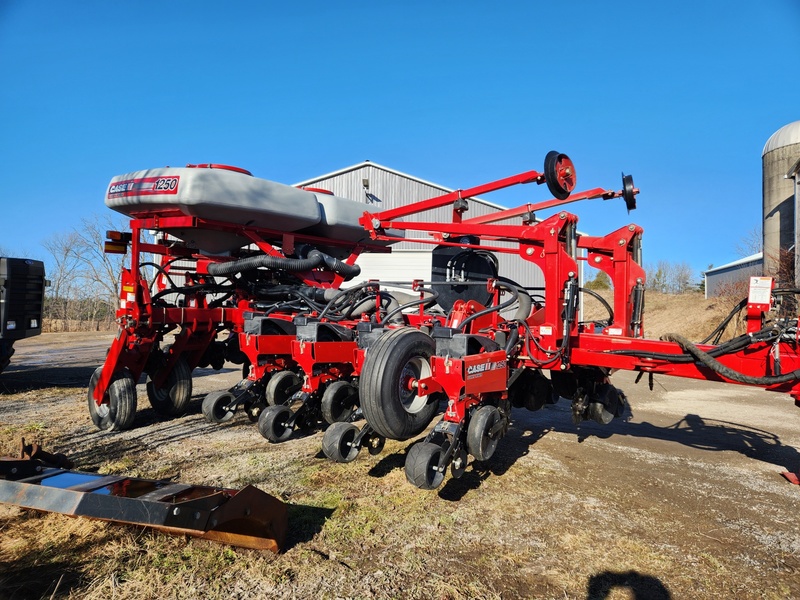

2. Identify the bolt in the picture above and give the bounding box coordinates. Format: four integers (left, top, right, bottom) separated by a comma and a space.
628, 224, 635, 231
194, 512, 201, 520
173, 507, 181, 516
559, 212, 566, 219
594, 256, 602, 264
568, 271, 575, 278
371, 218, 380, 229
618, 239, 626, 246
526, 248, 534, 255
637, 277, 643, 284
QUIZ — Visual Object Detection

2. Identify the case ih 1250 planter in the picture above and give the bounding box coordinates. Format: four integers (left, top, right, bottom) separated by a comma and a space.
4, 152, 798, 550
90, 155, 800, 492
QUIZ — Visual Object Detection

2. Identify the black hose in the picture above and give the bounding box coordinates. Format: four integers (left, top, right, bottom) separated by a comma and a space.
379, 287, 439, 326
206, 248, 361, 280
579, 287, 614, 324
458, 281, 520, 331
207, 253, 323, 276
660, 332, 800, 385
311, 250, 361, 280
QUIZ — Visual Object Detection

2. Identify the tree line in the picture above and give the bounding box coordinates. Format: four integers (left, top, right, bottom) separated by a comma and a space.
41, 214, 127, 332
585, 259, 699, 294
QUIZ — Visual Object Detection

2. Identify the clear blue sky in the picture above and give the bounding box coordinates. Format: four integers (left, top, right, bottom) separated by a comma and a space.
1, 1, 798, 280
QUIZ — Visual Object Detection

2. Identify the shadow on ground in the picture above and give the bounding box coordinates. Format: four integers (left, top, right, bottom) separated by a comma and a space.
586, 570, 671, 599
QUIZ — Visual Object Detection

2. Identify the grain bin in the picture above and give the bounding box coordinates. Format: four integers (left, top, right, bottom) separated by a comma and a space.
762, 121, 800, 278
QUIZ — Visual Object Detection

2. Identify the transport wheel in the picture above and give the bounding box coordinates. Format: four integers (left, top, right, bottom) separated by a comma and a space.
405, 442, 446, 490
265, 371, 301, 406
87, 366, 137, 431
146, 348, 192, 416
467, 405, 501, 461
360, 327, 439, 440
322, 422, 361, 463
544, 150, 576, 200
202, 391, 236, 423
258, 405, 295, 442
321, 381, 358, 424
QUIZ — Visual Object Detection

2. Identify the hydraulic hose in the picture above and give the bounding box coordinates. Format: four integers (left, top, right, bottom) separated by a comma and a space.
458, 281, 521, 331
660, 332, 800, 385
379, 288, 439, 326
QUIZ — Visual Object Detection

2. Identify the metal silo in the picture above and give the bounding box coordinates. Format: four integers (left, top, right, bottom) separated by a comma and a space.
762, 120, 800, 279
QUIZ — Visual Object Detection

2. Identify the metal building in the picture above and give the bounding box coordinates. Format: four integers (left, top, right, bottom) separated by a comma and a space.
294, 161, 548, 290
704, 253, 763, 299
762, 120, 800, 277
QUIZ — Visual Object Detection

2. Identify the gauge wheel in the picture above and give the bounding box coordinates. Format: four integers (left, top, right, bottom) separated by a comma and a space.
87, 366, 137, 431
322, 422, 361, 463
405, 441, 446, 490
258, 405, 295, 443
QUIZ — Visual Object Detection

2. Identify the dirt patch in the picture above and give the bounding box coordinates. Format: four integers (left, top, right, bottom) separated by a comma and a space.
1, 332, 799, 599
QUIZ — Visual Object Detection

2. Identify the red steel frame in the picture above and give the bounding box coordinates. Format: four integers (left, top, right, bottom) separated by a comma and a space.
358, 169, 800, 412
91, 213, 378, 406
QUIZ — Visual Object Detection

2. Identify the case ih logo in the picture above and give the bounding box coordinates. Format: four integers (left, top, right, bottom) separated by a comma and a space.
466, 359, 506, 379
107, 176, 180, 198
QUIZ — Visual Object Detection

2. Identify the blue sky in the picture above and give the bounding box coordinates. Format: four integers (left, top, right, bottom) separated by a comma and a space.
1, 1, 798, 280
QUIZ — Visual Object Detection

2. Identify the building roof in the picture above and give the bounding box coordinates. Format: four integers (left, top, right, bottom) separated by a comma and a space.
704, 252, 763, 275
762, 121, 800, 156
294, 160, 508, 211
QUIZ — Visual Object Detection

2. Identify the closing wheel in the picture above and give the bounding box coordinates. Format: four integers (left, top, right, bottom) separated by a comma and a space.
88, 366, 137, 431
258, 405, 295, 442
321, 381, 358, 424
146, 347, 192, 416
544, 150, 576, 200
322, 422, 361, 463
360, 327, 439, 440
467, 405, 501, 461
265, 371, 301, 406
366, 434, 386, 456
202, 391, 235, 423
405, 442, 446, 490
244, 399, 267, 422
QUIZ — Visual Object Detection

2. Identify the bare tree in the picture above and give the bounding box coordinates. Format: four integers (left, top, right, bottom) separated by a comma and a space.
42, 213, 130, 331
735, 225, 763, 258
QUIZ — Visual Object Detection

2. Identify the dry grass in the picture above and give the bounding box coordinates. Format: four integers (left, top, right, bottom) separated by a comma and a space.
582, 289, 742, 342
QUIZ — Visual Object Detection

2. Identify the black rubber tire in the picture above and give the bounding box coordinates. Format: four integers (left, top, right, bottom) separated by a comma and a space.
202, 390, 235, 423
405, 441, 445, 490
0, 340, 14, 375
544, 150, 573, 200
265, 371, 301, 406
145, 348, 192, 416
87, 366, 137, 431
321, 381, 358, 425
322, 422, 361, 463
467, 405, 501, 461
359, 328, 439, 440
258, 405, 294, 442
